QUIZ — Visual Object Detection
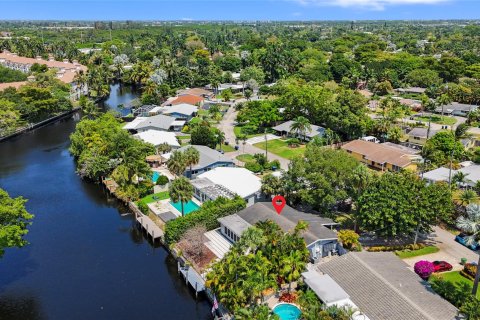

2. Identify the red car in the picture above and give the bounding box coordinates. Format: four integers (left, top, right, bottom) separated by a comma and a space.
433, 261, 453, 273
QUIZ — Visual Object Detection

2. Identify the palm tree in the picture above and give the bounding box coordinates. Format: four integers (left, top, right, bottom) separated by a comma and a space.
167, 150, 187, 177
438, 93, 452, 117
183, 146, 200, 178
168, 177, 194, 217
216, 131, 226, 151
454, 189, 478, 207
156, 142, 172, 155
456, 203, 480, 295
81, 100, 100, 119
452, 171, 470, 188
290, 116, 311, 142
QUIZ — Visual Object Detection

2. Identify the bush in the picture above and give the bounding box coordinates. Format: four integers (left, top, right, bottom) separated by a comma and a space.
164, 196, 246, 245
137, 201, 149, 215
279, 292, 297, 303
268, 159, 281, 170
414, 260, 434, 279
286, 138, 300, 147
156, 175, 169, 186
366, 243, 425, 252
337, 229, 360, 250
430, 276, 473, 309
245, 162, 263, 173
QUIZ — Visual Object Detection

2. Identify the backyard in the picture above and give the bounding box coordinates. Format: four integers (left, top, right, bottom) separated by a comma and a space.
253, 139, 306, 159
430, 271, 480, 299
139, 191, 170, 204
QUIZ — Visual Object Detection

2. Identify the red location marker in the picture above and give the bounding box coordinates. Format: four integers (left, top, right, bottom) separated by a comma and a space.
272, 195, 286, 215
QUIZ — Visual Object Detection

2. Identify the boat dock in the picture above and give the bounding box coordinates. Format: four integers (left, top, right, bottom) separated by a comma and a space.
130, 202, 163, 241
178, 261, 205, 297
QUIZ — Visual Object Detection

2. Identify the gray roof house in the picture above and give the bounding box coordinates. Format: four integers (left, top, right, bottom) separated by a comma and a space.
217, 202, 339, 262
272, 120, 325, 141
435, 102, 478, 117
315, 252, 458, 320
177, 145, 234, 178
161, 103, 198, 121
423, 162, 480, 187
122, 114, 183, 132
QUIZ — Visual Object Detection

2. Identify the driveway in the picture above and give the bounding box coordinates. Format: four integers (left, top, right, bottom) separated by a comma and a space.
246, 134, 280, 145
403, 226, 479, 271
216, 106, 290, 170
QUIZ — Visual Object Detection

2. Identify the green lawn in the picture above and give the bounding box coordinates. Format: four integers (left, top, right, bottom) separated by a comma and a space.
139, 191, 170, 204
234, 125, 264, 139
416, 115, 457, 126
236, 154, 255, 163
219, 143, 235, 153
395, 245, 440, 259
253, 139, 306, 160
178, 135, 191, 140
430, 271, 480, 299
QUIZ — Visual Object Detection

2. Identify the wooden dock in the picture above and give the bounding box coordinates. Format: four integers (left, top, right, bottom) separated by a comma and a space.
178, 261, 205, 297
130, 202, 163, 241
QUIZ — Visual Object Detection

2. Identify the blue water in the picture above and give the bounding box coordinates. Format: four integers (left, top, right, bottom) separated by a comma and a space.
170, 200, 200, 215
273, 304, 302, 320
152, 172, 160, 183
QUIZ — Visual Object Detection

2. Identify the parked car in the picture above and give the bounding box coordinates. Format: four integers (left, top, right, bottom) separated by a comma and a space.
432, 261, 453, 273
455, 233, 479, 251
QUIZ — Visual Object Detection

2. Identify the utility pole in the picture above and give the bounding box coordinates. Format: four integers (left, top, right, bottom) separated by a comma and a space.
448, 149, 454, 188
265, 128, 268, 163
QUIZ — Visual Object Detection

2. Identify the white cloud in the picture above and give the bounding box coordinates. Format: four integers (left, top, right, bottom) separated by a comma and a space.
294, 0, 449, 11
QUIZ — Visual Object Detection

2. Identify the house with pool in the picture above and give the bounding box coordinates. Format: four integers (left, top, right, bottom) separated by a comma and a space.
123, 114, 184, 133
303, 252, 458, 320
208, 202, 340, 262
177, 145, 234, 178
190, 167, 261, 207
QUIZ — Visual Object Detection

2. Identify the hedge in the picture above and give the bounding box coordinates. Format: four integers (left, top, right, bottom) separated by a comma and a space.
460, 263, 477, 281
366, 243, 426, 252
164, 196, 246, 245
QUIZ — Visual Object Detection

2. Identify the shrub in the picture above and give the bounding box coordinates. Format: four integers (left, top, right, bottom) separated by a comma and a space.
414, 260, 434, 279
137, 200, 149, 215
366, 243, 425, 252
337, 229, 360, 250
268, 159, 281, 170
164, 196, 246, 245
245, 162, 263, 173
430, 276, 473, 308
286, 138, 300, 147
156, 175, 169, 186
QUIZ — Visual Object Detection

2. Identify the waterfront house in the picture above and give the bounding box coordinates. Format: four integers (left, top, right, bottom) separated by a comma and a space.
190, 167, 261, 206
216, 202, 339, 262
435, 102, 478, 117
0, 51, 88, 100
341, 140, 421, 172
133, 130, 180, 148
177, 145, 234, 178
161, 103, 198, 121
272, 120, 325, 141
405, 127, 438, 146
310, 252, 457, 320
122, 114, 183, 133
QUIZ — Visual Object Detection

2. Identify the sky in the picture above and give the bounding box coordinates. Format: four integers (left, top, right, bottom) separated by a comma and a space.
0, 0, 478, 21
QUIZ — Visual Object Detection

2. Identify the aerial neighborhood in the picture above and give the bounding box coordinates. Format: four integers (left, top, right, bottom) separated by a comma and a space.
1, 17, 480, 320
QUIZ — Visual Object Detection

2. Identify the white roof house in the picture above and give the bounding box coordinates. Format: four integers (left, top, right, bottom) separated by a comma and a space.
123, 117, 148, 130
162, 103, 198, 117
196, 167, 261, 199
133, 130, 180, 148
423, 163, 480, 187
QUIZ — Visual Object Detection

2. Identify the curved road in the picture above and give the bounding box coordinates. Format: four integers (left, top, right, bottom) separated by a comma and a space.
217, 105, 290, 170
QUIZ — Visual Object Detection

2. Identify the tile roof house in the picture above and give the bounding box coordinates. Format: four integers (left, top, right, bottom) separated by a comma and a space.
315, 252, 458, 320
167, 94, 205, 106
272, 120, 325, 141
177, 145, 234, 178
341, 140, 421, 172
217, 202, 339, 262
177, 87, 214, 99
191, 167, 261, 206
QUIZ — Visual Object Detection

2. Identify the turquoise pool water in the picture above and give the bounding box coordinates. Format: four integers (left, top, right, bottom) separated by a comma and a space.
170, 200, 200, 215
272, 304, 301, 320
152, 172, 160, 183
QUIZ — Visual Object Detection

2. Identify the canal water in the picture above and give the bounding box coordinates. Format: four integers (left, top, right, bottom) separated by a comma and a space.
0, 86, 212, 320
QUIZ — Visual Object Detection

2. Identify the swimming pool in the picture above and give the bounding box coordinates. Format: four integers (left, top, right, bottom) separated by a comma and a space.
152, 172, 160, 183
170, 200, 200, 215
272, 303, 301, 320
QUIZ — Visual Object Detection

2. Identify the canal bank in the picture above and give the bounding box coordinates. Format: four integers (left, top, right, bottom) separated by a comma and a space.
0, 87, 212, 320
